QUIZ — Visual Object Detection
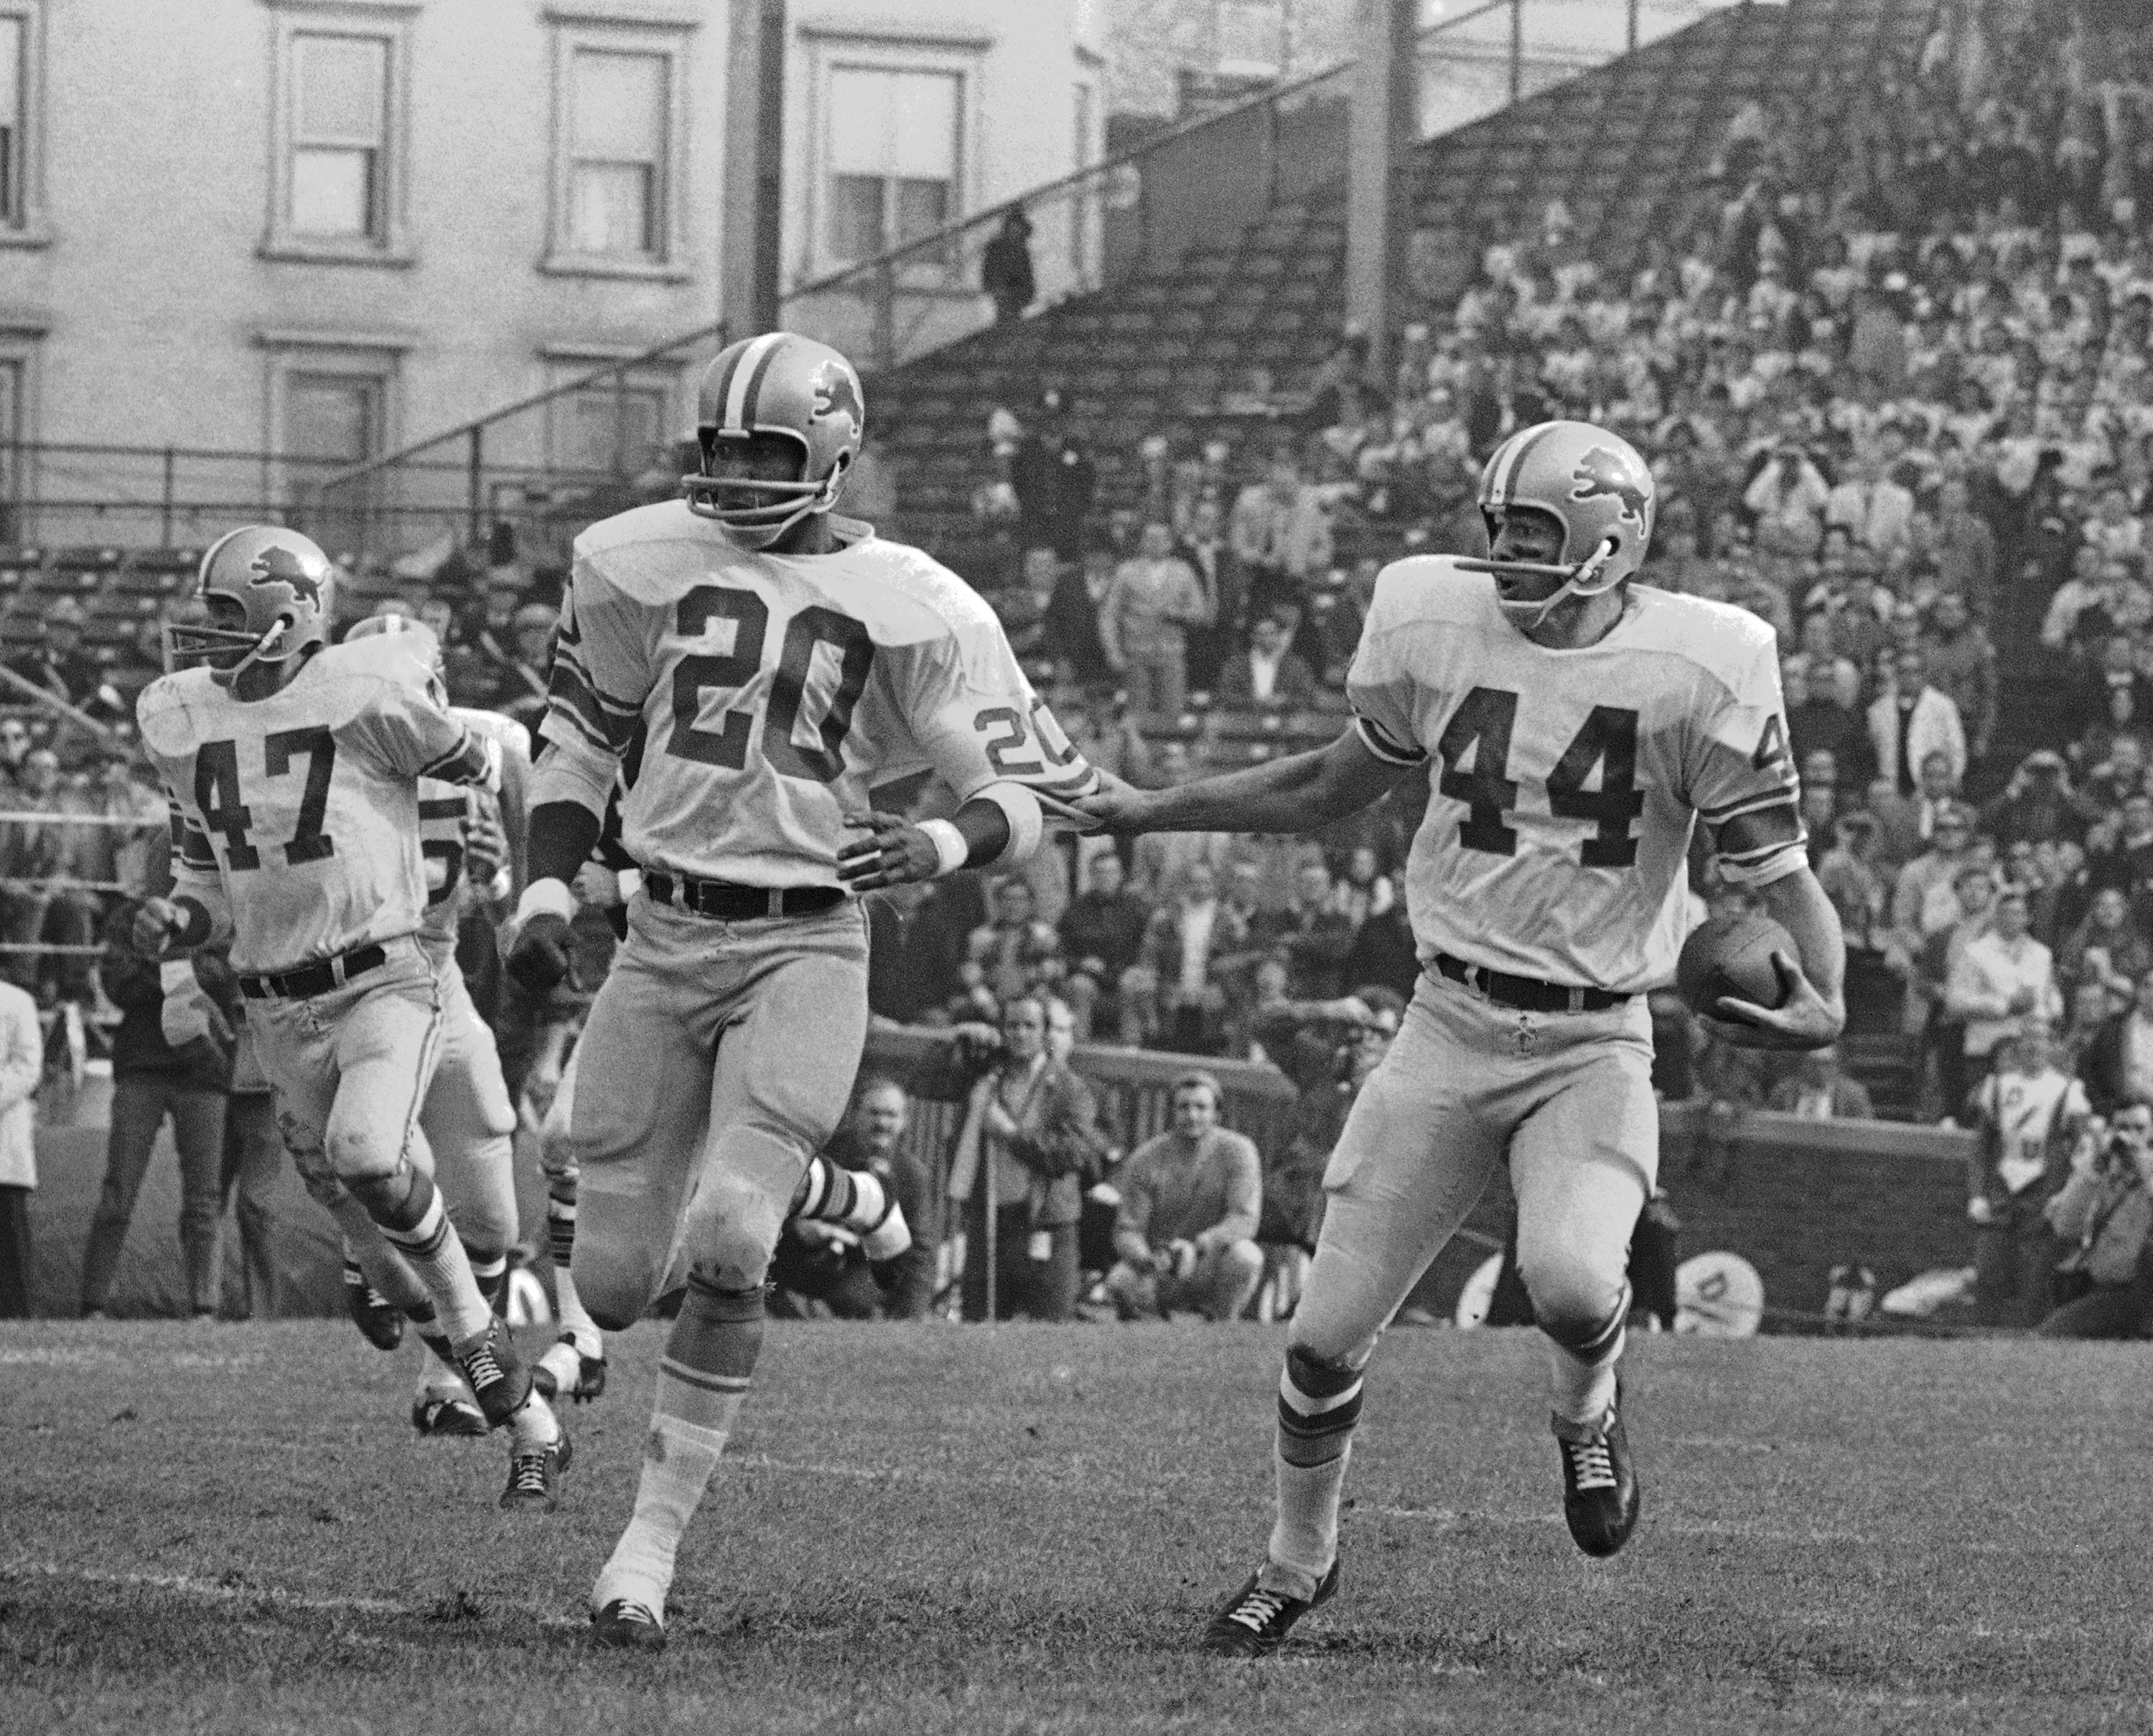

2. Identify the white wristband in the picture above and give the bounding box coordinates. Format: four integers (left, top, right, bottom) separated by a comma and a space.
513, 877, 576, 928
917, 818, 969, 877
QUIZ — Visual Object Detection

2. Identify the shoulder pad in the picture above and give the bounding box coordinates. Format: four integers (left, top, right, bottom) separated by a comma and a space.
136, 668, 222, 758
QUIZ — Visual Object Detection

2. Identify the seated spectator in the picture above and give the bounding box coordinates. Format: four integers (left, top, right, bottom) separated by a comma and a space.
1945, 883, 2060, 1093
1968, 1024, 2089, 1327
769, 1078, 934, 1320
1249, 986, 1401, 1259
2081, 634, 2153, 748
1122, 861, 1252, 1054
1216, 612, 1319, 708
2086, 789, 2153, 902
940, 996, 1103, 1322
1888, 799, 1979, 958
1103, 1070, 1263, 1323
966, 876, 1060, 1007
1766, 1044, 1875, 1119
1057, 851, 1152, 1039
1784, 655, 1874, 790
1332, 844, 1396, 928
2037, 1101, 2153, 1339
1255, 862, 1357, 1001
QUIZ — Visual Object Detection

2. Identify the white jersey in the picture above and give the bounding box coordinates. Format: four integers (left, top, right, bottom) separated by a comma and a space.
139, 639, 495, 976
417, 708, 530, 955
538, 503, 1096, 885
1347, 560, 1806, 994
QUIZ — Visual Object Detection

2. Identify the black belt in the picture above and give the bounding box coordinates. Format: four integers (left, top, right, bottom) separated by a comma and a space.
643, 871, 846, 921
240, 943, 387, 1002
1431, 951, 1630, 1014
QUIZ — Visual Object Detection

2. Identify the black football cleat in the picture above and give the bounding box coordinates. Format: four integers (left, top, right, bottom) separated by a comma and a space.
410, 1394, 488, 1438
591, 1598, 666, 1652
1552, 1383, 1639, 1558
500, 1427, 571, 1513
342, 1262, 404, 1351
1199, 1559, 1341, 1657
454, 1318, 533, 1429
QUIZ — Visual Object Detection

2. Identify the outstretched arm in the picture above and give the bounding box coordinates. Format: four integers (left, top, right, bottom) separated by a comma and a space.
1077, 724, 1416, 836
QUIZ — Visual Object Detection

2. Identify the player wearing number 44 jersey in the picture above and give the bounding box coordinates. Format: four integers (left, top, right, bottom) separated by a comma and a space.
503, 331, 1098, 1651
1078, 421, 1847, 1656
135, 526, 569, 1512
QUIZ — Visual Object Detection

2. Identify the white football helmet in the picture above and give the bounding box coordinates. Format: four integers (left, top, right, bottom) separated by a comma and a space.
168, 525, 337, 687
681, 331, 865, 549
1463, 421, 1657, 630
343, 610, 444, 677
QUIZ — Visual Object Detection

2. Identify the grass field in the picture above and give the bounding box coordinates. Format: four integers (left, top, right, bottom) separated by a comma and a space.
3, 1319, 2149, 1735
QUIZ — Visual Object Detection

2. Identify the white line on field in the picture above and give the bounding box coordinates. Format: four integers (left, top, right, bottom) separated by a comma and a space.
1359, 1503, 1870, 1546
0, 1561, 584, 1630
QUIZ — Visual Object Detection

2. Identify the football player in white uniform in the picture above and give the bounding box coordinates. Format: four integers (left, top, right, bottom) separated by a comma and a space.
1077, 422, 1845, 1655
134, 527, 569, 1511
333, 612, 607, 1432
502, 332, 1097, 1650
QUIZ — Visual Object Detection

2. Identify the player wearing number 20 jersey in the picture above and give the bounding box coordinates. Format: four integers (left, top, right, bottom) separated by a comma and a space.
510, 330, 1100, 1650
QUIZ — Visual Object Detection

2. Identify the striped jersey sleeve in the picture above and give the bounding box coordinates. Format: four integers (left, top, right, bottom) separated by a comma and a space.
898, 605, 1098, 809
539, 561, 645, 764
1683, 633, 1806, 885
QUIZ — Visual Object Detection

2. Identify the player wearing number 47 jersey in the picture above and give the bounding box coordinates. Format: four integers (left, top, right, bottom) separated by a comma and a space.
503, 331, 1098, 1651
135, 526, 569, 1512
1078, 421, 1846, 1656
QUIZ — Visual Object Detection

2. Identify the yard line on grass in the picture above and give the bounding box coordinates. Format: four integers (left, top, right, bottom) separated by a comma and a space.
0, 1561, 586, 1630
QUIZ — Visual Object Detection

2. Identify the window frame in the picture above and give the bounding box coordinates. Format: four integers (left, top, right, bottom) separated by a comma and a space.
255, 329, 411, 535
800, 32, 982, 284
539, 344, 686, 481
261, 0, 417, 268
543, 14, 696, 283
0, 1, 50, 251
0, 321, 45, 539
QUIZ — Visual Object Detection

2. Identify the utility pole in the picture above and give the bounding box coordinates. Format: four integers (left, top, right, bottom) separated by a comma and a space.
1344, 0, 1418, 375
722, 0, 785, 337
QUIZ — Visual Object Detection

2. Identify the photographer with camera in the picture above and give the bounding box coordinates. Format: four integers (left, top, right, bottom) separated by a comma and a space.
1742, 438, 1831, 558
2038, 1101, 2153, 1339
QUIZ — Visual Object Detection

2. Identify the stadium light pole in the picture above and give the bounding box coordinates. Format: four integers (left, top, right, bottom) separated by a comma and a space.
1345, 0, 1417, 375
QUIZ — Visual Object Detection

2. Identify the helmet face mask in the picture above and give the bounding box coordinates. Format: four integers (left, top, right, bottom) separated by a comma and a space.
168, 525, 335, 689
681, 332, 864, 549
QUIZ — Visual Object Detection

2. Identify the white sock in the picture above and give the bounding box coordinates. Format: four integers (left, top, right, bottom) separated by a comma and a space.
380, 1191, 492, 1345
552, 1264, 602, 1360
1549, 1338, 1620, 1428
1264, 1449, 1353, 1601
592, 1412, 734, 1620
536, 1339, 584, 1394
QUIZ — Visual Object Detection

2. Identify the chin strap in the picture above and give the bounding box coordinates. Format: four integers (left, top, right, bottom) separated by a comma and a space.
215, 612, 299, 686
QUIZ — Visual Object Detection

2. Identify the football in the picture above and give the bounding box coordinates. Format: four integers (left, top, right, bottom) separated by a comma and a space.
1675, 911, 1796, 1017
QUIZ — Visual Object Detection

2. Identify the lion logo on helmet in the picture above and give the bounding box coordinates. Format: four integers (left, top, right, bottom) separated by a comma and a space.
1570, 447, 1651, 526
248, 544, 323, 610
810, 360, 864, 442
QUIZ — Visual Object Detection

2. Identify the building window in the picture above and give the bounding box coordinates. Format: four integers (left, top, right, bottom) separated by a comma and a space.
259, 331, 408, 555
290, 34, 386, 239
0, 3, 47, 246
823, 65, 959, 265
264, 6, 411, 264
546, 19, 692, 280
567, 49, 668, 258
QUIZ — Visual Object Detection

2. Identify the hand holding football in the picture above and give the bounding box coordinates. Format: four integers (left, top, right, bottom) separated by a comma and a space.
1676, 912, 1797, 1019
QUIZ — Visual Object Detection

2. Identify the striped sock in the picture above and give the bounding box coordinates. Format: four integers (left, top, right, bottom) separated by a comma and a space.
374, 1176, 491, 1345
793, 1156, 887, 1236
464, 1243, 509, 1315
1546, 1298, 1626, 1427
592, 1279, 763, 1622
1264, 1357, 1365, 1600
546, 1194, 577, 1269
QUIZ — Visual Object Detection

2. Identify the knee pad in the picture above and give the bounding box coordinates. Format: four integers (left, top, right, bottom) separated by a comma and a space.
1284, 1342, 1364, 1402
1533, 1279, 1630, 1365
680, 1139, 800, 1293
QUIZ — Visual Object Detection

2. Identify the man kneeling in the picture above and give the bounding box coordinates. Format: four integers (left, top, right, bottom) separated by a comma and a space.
1106, 1070, 1263, 1322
